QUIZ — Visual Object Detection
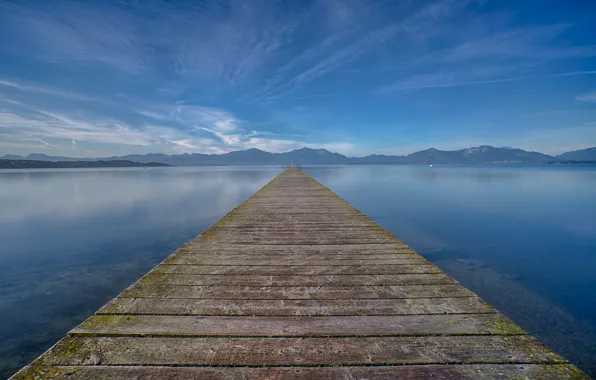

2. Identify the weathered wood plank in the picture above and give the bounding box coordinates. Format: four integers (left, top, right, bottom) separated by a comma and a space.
33, 336, 565, 366
174, 243, 413, 254
212, 221, 387, 227
13, 364, 589, 380
166, 254, 419, 263
14, 364, 589, 380
198, 225, 399, 244
198, 235, 398, 245
151, 264, 443, 275
97, 297, 495, 316
121, 284, 474, 299
217, 216, 388, 226
72, 314, 523, 337
135, 273, 456, 286
163, 257, 428, 266
203, 228, 395, 237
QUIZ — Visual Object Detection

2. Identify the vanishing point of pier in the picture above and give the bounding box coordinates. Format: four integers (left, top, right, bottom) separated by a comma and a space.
13, 167, 587, 379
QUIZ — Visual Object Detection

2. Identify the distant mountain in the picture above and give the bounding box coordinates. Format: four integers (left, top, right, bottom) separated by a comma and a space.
98, 148, 350, 166
1, 154, 26, 160
3, 145, 590, 166
405, 148, 462, 164
280, 147, 348, 164
104, 153, 214, 166
0, 153, 94, 161
0, 159, 169, 169
351, 146, 553, 164
402, 146, 553, 164
555, 147, 596, 161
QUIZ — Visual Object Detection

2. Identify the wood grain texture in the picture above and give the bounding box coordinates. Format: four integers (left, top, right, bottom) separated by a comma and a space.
34, 336, 564, 366
71, 314, 523, 337
151, 264, 444, 275
12, 167, 587, 379
134, 273, 457, 286
97, 297, 495, 316
174, 243, 413, 254
120, 283, 475, 299
13, 365, 588, 380
163, 257, 429, 265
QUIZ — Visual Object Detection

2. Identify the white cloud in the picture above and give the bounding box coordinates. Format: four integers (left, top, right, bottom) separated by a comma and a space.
0, 110, 151, 146
2, 1, 592, 158
0, 80, 355, 156
36, 138, 58, 149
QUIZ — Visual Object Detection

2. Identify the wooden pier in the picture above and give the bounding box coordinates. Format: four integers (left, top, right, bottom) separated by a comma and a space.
13, 167, 587, 379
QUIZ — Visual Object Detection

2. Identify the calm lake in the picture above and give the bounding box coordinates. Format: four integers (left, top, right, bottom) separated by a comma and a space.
1, 165, 595, 377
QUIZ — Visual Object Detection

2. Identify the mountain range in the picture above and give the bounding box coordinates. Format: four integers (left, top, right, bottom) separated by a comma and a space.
2, 146, 595, 166
0, 160, 169, 169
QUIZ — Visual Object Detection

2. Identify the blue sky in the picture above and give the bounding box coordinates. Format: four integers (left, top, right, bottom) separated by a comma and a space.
0, 0, 595, 157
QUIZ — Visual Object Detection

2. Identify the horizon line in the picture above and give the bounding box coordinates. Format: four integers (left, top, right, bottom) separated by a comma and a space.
2, 144, 594, 159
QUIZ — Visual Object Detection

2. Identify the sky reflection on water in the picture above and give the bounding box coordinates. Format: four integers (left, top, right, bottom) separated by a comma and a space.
306, 164, 596, 375
0, 166, 283, 377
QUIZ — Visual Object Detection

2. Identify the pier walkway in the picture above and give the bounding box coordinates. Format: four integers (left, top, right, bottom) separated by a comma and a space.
13, 167, 586, 379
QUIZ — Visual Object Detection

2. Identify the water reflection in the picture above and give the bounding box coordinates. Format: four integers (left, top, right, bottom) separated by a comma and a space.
305, 164, 596, 375
0, 167, 277, 223
1, 164, 595, 377
0, 166, 282, 377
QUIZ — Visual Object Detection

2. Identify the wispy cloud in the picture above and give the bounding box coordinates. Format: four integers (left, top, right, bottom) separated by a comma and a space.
1, 0, 594, 157
429, 25, 595, 64
576, 92, 596, 103
0, 78, 355, 156
0, 79, 104, 103
35, 138, 59, 149
377, 74, 523, 93
247, 0, 482, 103
4, 0, 593, 101
374, 19, 596, 93
0, 110, 152, 146
1, 0, 305, 82
249, 25, 399, 103
549, 70, 596, 77
295, 93, 344, 99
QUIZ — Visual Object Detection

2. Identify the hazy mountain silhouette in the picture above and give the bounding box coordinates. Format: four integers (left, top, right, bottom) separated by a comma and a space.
402, 146, 554, 164
2, 146, 592, 165
0, 159, 168, 169
555, 147, 596, 161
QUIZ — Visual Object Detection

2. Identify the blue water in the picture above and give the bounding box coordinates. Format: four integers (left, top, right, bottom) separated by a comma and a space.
1, 165, 595, 377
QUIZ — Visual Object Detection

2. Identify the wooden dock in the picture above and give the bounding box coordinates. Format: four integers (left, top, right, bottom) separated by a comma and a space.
13, 167, 587, 379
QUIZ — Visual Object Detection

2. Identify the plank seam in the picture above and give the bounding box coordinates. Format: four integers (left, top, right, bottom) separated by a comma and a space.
156, 264, 433, 267
94, 312, 499, 316
25, 362, 569, 368
66, 333, 530, 338
115, 296, 478, 300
